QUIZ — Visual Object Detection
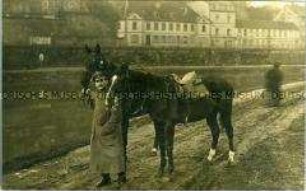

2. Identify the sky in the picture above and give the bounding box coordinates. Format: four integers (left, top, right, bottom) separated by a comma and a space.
250, 0, 306, 7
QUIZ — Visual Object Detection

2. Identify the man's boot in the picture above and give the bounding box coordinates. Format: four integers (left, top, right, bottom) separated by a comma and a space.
96, 173, 111, 187
117, 172, 127, 184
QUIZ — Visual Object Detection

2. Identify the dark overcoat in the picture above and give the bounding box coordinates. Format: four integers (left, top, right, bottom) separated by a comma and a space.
89, 91, 125, 174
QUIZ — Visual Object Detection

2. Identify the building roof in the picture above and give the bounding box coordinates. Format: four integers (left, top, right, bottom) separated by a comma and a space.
286, 5, 305, 17
122, 1, 200, 23
236, 19, 299, 30
245, 6, 278, 21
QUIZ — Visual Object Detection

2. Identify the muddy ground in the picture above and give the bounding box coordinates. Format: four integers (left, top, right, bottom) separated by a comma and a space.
3, 84, 305, 190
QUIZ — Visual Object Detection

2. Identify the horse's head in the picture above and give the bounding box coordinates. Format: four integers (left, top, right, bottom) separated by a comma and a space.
85, 44, 117, 79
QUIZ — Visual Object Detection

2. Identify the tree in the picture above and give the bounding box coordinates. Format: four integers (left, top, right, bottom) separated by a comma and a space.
87, 1, 120, 41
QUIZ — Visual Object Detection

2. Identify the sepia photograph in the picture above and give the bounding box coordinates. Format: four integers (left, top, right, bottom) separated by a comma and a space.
2, 0, 305, 190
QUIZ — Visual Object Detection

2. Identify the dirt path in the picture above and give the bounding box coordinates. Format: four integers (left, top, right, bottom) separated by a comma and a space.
3, 83, 305, 190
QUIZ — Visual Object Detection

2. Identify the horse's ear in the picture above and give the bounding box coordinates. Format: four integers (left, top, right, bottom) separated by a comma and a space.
85, 44, 91, 54
95, 44, 101, 54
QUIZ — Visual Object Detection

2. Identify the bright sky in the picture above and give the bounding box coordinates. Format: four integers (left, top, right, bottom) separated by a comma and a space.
251, 0, 305, 7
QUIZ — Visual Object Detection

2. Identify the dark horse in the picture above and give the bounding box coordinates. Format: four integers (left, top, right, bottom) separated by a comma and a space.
81, 45, 235, 175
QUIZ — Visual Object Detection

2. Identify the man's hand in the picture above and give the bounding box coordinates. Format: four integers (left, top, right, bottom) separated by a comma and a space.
81, 88, 90, 95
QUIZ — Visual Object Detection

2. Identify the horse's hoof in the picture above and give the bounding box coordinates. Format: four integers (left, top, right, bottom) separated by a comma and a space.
167, 168, 174, 175
161, 176, 171, 182
156, 169, 164, 178
228, 151, 235, 164
151, 148, 158, 156
207, 148, 216, 162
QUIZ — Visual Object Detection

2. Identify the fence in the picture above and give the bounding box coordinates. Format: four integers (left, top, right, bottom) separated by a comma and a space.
4, 45, 305, 69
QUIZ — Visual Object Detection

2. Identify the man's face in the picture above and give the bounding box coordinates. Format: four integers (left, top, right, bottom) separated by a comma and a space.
94, 76, 108, 90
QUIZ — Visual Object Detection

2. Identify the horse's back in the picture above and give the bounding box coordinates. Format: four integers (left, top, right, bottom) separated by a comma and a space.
201, 76, 234, 94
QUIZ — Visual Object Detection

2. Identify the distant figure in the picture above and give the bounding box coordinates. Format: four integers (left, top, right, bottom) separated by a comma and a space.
265, 62, 284, 107
38, 52, 44, 67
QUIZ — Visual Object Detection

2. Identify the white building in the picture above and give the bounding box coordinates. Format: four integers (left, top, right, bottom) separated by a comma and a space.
117, 1, 211, 47
117, 1, 303, 50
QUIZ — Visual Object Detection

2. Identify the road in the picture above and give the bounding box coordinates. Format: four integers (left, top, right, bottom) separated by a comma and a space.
3, 82, 305, 190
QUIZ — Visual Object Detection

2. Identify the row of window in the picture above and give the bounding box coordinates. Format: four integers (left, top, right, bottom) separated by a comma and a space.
126, 22, 299, 39
212, 14, 233, 23
132, 21, 198, 33
130, 21, 237, 37
130, 34, 191, 44
238, 28, 298, 38
129, 33, 300, 48
241, 39, 298, 48
210, 4, 235, 12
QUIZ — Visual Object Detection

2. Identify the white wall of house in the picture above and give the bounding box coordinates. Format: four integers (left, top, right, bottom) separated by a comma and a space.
117, 2, 303, 50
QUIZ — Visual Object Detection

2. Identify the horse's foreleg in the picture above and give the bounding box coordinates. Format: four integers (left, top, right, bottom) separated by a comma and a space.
206, 114, 220, 162
155, 121, 167, 175
166, 124, 175, 174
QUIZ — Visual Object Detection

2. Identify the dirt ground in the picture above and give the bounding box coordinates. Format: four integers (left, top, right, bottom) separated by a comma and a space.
3, 84, 305, 190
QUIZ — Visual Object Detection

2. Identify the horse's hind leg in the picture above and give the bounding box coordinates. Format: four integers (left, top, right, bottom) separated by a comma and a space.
151, 122, 159, 155
221, 99, 235, 162
220, 108, 235, 163
206, 113, 220, 162
121, 115, 129, 173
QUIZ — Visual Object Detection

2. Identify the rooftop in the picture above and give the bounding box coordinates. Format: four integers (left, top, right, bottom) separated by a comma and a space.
122, 1, 200, 23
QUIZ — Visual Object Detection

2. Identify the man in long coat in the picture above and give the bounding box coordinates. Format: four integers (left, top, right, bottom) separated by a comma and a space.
89, 72, 126, 187
265, 62, 284, 107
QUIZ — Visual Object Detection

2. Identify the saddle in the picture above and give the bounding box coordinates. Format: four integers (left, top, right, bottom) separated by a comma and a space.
170, 71, 209, 98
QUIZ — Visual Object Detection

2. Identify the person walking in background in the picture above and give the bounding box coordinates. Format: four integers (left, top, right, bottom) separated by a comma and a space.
89, 72, 126, 187
264, 62, 284, 107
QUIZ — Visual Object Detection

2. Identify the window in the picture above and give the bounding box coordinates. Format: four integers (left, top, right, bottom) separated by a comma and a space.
162, 23, 166, 31
227, 29, 231, 36
154, 22, 158, 30
153, 35, 158, 43
177, 35, 181, 43
176, 23, 181, 31
132, 22, 137, 30
170, 36, 176, 43
202, 25, 206, 32
118, 22, 121, 30
162, 36, 166, 43
225, 40, 233, 48
146, 22, 151, 30
191, 24, 194, 32
169, 23, 173, 31
183, 24, 188, 32
183, 36, 188, 44
227, 15, 231, 23
215, 28, 219, 36
131, 34, 139, 44
215, 14, 219, 21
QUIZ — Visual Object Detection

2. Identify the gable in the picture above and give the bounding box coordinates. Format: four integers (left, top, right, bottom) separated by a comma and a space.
127, 13, 142, 20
